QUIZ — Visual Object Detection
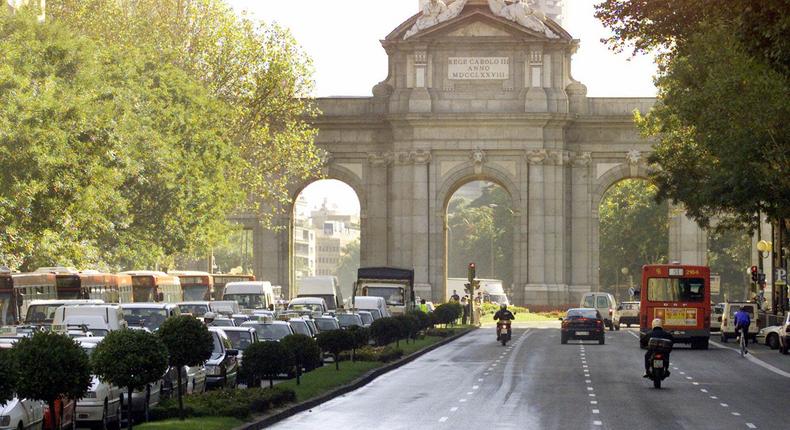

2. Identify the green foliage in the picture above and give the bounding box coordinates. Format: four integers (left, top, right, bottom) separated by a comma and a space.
157, 316, 213, 367
369, 317, 404, 346
352, 345, 404, 363
0, 348, 16, 404
393, 314, 419, 342
137, 417, 244, 430
407, 310, 433, 332
92, 329, 169, 394
12, 331, 92, 404
596, 1, 790, 231
432, 303, 463, 327
47, 0, 321, 229
447, 182, 513, 289
280, 334, 322, 374
151, 387, 295, 421
345, 325, 370, 350
315, 329, 354, 370
599, 179, 668, 295
240, 341, 293, 387
708, 229, 752, 301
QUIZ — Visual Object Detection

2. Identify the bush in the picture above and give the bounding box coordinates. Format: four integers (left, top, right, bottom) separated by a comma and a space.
393, 314, 419, 343
345, 325, 370, 362
0, 348, 16, 405
432, 303, 463, 326
241, 341, 293, 388
151, 387, 295, 421
408, 310, 433, 332
279, 334, 321, 385
369, 317, 404, 346
316, 329, 355, 370
352, 345, 404, 363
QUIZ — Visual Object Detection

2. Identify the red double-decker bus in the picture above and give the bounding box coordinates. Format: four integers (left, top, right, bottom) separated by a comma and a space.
640, 264, 711, 349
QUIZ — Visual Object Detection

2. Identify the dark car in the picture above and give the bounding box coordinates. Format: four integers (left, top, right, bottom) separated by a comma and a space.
336, 313, 364, 329
205, 328, 239, 390
561, 308, 605, 345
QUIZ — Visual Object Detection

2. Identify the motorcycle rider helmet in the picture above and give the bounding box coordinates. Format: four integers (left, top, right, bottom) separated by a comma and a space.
651, 318, 663, 329
500, 303, 507, 310
203, 311, 217, 324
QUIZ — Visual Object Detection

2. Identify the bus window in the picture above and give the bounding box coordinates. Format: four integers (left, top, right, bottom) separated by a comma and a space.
647, 278, 705, 302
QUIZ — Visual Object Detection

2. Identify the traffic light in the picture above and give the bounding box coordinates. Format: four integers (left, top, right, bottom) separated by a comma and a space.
751, 266, 759, 283
467, 262, 476, 283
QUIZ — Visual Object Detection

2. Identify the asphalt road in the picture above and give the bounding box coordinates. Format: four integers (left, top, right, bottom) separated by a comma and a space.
270, 323, 790, 430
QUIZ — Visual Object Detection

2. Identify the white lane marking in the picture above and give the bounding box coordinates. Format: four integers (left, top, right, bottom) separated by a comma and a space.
450, 407, 458, 412
466, 392, 473, 395
710, 340, 790, 378
492, 364, 497, 367
439, 417, 448, 423
473, 385, 479, 390
686, 377, 693, 380
720, 403, 729, 408
692, 382, 699, 386
700, 389, 708, 393
593, 420, 603, 426
478, 379, 484, 382
592, 409, 600, 414
731, 412, 741, 416
587, 387, 594, 391
627, 331, 640, 339
585, 380, 592, 384
746, 423, 757, 429
589, 393, 596, 397
680, 372, 686, 375
590, 401, 598, 405
711, 396, 718, 399
672, 367, 678, 370
460, 399, 467, 403
583, 365, 589, 368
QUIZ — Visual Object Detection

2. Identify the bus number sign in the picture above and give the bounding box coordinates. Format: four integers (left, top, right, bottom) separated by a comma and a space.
668, 268, 684, 277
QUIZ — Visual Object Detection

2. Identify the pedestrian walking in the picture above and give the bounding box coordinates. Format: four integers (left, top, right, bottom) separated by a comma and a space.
450, 290, 460, 302
461, 296, 469, 325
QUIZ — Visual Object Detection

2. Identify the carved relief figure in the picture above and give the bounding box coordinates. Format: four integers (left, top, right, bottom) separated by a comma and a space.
405, 0, 468, 39
488, 0, 557, 38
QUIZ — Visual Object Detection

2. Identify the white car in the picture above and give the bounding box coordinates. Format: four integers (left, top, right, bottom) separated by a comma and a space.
185, 365, 207, 395
0, 397, 44, 430
779, 313, 790, 355
75, 338, 123, 429
756, 325, 782, 350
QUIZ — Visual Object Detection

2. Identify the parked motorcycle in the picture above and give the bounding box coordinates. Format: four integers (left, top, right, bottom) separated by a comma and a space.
646, 338, 673, 389
497, 320, 512, 346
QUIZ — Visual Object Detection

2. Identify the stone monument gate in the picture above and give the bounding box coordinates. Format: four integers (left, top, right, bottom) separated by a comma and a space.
246, 0, 708, 305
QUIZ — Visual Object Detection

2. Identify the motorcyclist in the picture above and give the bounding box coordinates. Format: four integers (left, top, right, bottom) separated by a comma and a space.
734, 307, 752, 349
203, 311, 217, 326
493, 304, 515, 340
643, 318, 673, 378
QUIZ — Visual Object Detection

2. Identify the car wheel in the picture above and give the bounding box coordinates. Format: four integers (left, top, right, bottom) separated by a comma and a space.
112, 403, 122, 430
97, 403, 108, 430
599, 336, 605, 345
767, 334, 779, 350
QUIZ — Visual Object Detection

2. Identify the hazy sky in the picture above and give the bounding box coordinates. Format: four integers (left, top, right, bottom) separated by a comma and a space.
228, 0, 658, 98
228, 1, 658, 214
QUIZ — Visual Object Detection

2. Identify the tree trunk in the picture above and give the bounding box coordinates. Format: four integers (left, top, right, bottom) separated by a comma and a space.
335, 354, 339, 371
48, 400, 57, 430
127, 387, 134, 430
269, 377, 273, 388
296, 364, 301, 385
351, 347, 355, 363
177, 368, 184, 421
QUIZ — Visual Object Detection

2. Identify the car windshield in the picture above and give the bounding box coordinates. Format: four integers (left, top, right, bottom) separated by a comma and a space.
182, 286, 208, 301
211, 319, 234, 327
647, 278, 705, 302
224, 331, 254, 350
567, 309, 599, 319
178, 304, 209, 317
225, 294, 266, 310
337, 314, 361, 327
123, 308, 168, 331
368, 309, 382, 320
359, 313, 373, 325
289, 321, 311, 336
288, 303, 323, 312
232, 316, 249, 326
315, 319, 338, 331
25, 304, 62, 324
250, 324, 291, 341
365, 287, 404, 306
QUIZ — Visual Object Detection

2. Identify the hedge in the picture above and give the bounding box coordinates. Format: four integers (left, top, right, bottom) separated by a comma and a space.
151, 386, 295, 421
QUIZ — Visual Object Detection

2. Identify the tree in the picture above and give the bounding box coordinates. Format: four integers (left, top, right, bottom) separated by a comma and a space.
157, 316, 213, 420
408, 309, 433, 334
344, 325, 369, 362
596, 1, 790, 234
708, 230, 751, 301
12, 331, 92, 430
92, 330, 168, 429
393, 314, 419, 345
280, 334, 321, 385
241, 341, 293, 388
47, 0, 322, 229
315, 330, 355, 371
432, 303, 463, 328
0, 348, 16, 405
599, 179, 668, 296
369, 317, 403, 347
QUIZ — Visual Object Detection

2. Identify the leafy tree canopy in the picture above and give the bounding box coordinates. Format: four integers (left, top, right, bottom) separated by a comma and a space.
157, 315, 214, 367
92, 329, 169, 393
0, 348, 16, 405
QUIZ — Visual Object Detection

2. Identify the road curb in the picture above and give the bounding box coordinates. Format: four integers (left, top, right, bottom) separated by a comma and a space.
239, 328, 475, 430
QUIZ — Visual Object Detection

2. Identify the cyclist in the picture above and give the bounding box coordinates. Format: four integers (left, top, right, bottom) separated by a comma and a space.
734, 306, 752, 353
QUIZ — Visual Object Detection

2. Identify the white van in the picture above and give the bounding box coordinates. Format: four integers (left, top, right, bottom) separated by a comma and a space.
24, 299, 105, 326
287, 297, 329, 316
223, 281, 274, 312
296, 276, 344, 311
53, 304, 127, 336
720, 302, 759, 343
580, 292, 619, 331
446, 278, 510, 305
349, 296, 390, 319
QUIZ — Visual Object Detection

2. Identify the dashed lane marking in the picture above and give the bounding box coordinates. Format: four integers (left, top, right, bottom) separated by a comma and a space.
592, 409, 600, 414
693, 382, 699, 386
711, 396, 718, 399
590, 401, 598, 405
466, 392, 473, 395
587, 387, 594, 391
732, 412, 741, 416
450, 407, 458, 412
720, 403, 729, 408
473, 385, 479, 390
746, 423, 757, 429
589, 393, 596, 397
439, 417, 448, 423
459, 399, 467, 403
593, 420, 603, 426
700, 389, 708, 393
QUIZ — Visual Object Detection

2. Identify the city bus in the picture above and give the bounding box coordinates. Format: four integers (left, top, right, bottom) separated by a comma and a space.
34, 268, 133, 304
0, 269, 18, 325
639, 264, 711, 350
11, 272, 57, 320
170, 271, 214, 301
211, 274, 255, 300
120, 271, 182, 303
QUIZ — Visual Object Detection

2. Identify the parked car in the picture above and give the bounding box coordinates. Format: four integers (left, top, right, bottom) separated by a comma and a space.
209, 317, 236, 327
177, 302, 212, 318
205, 328, 239, 390
288, 319, 313, 337
219, 327, 258, 367
711, 303, 725, 332
287, 297, 328, 316
617, 301, 640, 328
720, 302, 759, 342
778, 313, 790, 355
561, 308, 605, 345
357, 311, 374, 327
231, 314, 251, 326
313, 316, 341, 332
0, 397, 44, 430
756, 325, 782, 350
74, 338, 123, 430
336, 313, 364, 329
349, 296, 389, 319
53, 305, 127, 336
121, 303, 180, 332
185, 365, 207, 395
580, 293, 618, 330
241, 320, 294, 342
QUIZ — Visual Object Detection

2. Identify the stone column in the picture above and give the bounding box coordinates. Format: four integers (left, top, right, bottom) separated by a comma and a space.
364, 152, 391, 267
524, 47, 548, 112
411, 151, 433, 297
569, 152, 594, 302
253, 215, 290, 297
668, 207, 708, 266
409, 49, 432, 113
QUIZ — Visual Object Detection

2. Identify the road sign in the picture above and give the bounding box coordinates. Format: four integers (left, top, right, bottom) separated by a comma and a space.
628, 287, 635, 298
710, 275, 721, 295
776, 268, 787, 283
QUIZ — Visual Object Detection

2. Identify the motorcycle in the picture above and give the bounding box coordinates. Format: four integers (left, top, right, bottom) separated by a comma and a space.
497, 320, 512, 346
646, 338, 673, 389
